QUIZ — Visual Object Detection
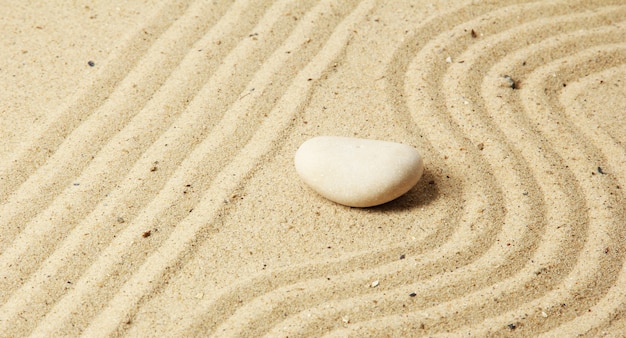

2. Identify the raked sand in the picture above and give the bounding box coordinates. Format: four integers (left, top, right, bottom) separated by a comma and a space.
1, 0, 625, 336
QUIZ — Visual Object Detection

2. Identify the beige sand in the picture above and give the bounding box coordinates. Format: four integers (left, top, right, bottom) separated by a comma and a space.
1, 0, 625, 336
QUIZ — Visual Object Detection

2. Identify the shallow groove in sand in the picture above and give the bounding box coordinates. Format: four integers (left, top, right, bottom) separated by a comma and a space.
22, 0, 371, 336
206, 2, 626, 336
346, 5, 625, 337
0, 0, 284, 334
0, 0, 194, 199
81, 1, 378, 336
0, 0, 233, 252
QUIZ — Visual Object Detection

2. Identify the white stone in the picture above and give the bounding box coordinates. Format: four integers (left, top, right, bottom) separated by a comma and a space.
294, 136, 424, 207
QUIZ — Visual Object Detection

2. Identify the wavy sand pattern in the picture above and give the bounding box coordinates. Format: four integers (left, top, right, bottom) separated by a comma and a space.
1, 0, 624, 336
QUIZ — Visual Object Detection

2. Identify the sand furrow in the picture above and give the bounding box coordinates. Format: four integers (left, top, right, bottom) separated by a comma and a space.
0, 0, 280, 334
20, 0, 323, 335
0, 0, 193, 199
441, 31, 626, 338
183, 1, 624, 336
513, 45, 626, 335
560, 65, 626, 186
0, 0, 247, 297
0, 0, 234, 251
443, 44, 626, 337
262, 2, 625, 336
434, 13, 624, 336
153, 1, 541, 336
438, 29, 623, 332
402, 5, 620, 338
23, 0, 373, 336
398, 12, 614, 332
106, 3, 386, 336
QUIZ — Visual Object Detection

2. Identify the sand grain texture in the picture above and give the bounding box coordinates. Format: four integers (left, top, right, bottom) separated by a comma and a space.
1, 0, 625, 336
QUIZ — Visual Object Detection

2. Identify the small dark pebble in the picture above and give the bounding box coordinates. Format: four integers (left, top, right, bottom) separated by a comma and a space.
597, 167, 605, 174
508, 323, 517, 330
504, 75, 516, 89
409, 292, 417, 297
88, 61, 95, 67
400, 254, 406, 260
142, 230, 151, 238
471, 29, 477, 38
73, 183, 80, 186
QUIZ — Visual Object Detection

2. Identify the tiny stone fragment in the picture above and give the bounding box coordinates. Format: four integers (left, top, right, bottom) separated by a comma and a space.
504, 75, 516, 89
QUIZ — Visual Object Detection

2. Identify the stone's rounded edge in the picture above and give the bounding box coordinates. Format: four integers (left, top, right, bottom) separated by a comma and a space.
350, 153, 424, 207
294, 136, 425, 208
294, 137, 343, 204
293, 140, 309, 179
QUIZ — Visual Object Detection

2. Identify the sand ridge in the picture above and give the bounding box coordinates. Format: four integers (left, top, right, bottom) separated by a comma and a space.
0, 0, 625, 336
